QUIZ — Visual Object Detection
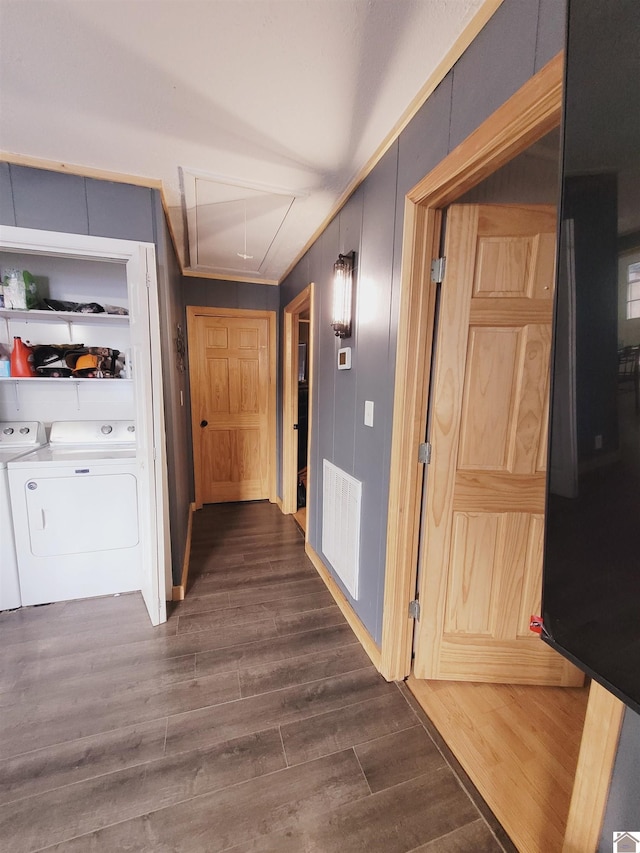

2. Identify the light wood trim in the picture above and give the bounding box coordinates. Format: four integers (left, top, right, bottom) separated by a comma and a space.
172, 501, 197, 601
282, 305, 299, 515
305, 542, 381, 670
185, 306, 277, 508
305, 285, 316, 542
282, 285, 313, 515
183, 268, 279, 286
0, 150, 164, 189
379, 202, 441, 680
0, 151, 278, 287
380, 53, 564, 683
278, 0, 506, 283
562, 682, 625, 853
408, 53, 564, 208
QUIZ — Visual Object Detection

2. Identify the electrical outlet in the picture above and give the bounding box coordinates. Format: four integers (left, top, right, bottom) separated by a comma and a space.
595, 434, 603, 450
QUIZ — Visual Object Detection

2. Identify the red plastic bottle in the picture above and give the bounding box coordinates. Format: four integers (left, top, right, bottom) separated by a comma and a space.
10, 337, 37, 377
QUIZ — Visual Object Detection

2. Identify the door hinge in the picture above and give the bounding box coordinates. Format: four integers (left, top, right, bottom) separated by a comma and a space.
431, 257, 446, 283
146, 271, 151, 289
408, 599, 421, 620
418, 442, 432, 464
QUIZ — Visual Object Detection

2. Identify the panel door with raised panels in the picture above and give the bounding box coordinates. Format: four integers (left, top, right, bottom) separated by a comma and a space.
414, 204, 583, 686
190, 311, 271, 504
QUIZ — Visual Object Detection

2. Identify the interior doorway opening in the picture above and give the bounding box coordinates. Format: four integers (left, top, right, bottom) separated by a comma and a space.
282, 285, 314, 534
380, 55, 624, 853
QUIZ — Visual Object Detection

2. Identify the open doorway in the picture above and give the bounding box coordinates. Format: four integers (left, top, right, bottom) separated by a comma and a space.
380, 57, 624, 853
410, 143, 590, 853
282, 284, 314, 533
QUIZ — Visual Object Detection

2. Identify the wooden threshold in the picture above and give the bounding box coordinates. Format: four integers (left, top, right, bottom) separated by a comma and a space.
406, 674, 590, 853
293, 505, 307, 532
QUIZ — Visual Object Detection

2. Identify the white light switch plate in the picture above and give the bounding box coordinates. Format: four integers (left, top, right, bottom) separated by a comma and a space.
364, 400, 374, 427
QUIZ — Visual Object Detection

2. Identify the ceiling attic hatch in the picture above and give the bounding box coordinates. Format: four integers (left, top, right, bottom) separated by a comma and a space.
181, 169, 304, 283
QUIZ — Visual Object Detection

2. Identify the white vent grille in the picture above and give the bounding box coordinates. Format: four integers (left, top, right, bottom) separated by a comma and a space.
322, 459, 362, 600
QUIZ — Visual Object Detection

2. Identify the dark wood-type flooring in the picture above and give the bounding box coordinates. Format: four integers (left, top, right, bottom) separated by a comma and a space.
0, 501, 514, 852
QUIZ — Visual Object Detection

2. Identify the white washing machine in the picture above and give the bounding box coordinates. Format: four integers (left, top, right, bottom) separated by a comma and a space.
8, 420, 141, 606
0, 421, 47, 610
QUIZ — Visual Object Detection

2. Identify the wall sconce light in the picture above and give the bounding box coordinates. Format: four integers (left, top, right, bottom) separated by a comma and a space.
331, 251, 355, 338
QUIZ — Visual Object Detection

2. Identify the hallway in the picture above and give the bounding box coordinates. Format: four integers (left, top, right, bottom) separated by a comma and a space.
0, 501, 512, 852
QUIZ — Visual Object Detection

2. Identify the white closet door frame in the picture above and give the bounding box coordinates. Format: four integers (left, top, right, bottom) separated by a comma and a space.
0, 224, 169, 625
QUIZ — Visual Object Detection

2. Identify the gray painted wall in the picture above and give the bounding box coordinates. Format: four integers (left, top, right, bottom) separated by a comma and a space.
280, 0, 567, 647
152, 194, 191, 581
0, 163, 188, 584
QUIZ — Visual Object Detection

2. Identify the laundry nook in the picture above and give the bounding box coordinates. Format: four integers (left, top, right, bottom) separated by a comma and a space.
0, 226, 169, 625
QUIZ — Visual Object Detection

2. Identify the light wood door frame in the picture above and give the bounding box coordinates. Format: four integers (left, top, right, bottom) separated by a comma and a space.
282, 284, 314, 519
381, 54, 565, 681
186, 306, 277, 509
379, 52, 624, 851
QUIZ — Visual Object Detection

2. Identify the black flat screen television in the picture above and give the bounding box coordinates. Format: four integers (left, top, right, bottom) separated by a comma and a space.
542, 0, 640, 712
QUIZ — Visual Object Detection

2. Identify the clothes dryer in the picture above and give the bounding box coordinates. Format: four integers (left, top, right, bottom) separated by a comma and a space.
0, 421, 47, 610
8, 421, 140, 606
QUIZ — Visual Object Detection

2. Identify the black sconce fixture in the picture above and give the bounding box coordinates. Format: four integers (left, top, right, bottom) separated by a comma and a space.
331, 251, 355, 338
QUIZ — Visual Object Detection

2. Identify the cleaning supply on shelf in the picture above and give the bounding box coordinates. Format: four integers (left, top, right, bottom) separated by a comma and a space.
1, 269, 38, 310
10, 337, 37, 377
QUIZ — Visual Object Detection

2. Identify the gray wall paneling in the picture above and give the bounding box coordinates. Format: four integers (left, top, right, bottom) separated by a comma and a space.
0, 163, 16, 226
535, 0, 567, 72
353, 144, 398, 640
86, 179, 155, 243
331, 188, 363, 476
279, 0, 565, 645
448, 0, 540, 151
311, 217, 340, 555
152, 192, 191, 583
11, 166, 89, 234
182, 278, 279, 312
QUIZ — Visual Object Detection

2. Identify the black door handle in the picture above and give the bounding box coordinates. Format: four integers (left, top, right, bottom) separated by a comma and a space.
293, 423, 299, 430
200, 420, 208, 428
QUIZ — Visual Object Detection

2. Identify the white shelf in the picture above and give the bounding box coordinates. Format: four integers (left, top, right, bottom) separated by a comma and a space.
0, 377, 132, 383
0, 308, 129, 326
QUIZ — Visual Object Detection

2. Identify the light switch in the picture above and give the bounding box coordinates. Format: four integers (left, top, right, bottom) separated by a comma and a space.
364, 400, 374, 427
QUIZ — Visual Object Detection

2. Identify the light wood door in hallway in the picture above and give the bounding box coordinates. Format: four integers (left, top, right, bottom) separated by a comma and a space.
187, 308, 275, 506
414, 203, 583, 686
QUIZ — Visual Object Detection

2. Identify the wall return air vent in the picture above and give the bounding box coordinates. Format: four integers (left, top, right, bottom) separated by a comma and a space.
322, 459, 362, 600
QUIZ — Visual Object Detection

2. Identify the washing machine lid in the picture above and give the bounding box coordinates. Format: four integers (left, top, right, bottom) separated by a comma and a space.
7, 444, 137, 467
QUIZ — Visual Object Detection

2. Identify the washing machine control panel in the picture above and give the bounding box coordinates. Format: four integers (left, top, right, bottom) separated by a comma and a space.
0, 422, 46, 447
49, 421, 136, 446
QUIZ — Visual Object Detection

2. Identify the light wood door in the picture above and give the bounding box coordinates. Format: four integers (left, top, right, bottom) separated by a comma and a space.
188, 309, 273, 505
414, 203, 583, 686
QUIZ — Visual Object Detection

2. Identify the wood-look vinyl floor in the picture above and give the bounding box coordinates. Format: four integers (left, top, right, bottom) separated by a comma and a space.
1, 501, 513, 853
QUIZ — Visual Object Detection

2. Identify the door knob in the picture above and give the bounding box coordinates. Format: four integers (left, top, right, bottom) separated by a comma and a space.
200, 420, 208, 428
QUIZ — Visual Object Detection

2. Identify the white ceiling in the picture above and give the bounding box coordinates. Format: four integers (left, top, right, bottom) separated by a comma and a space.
0, 0, 490, 284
